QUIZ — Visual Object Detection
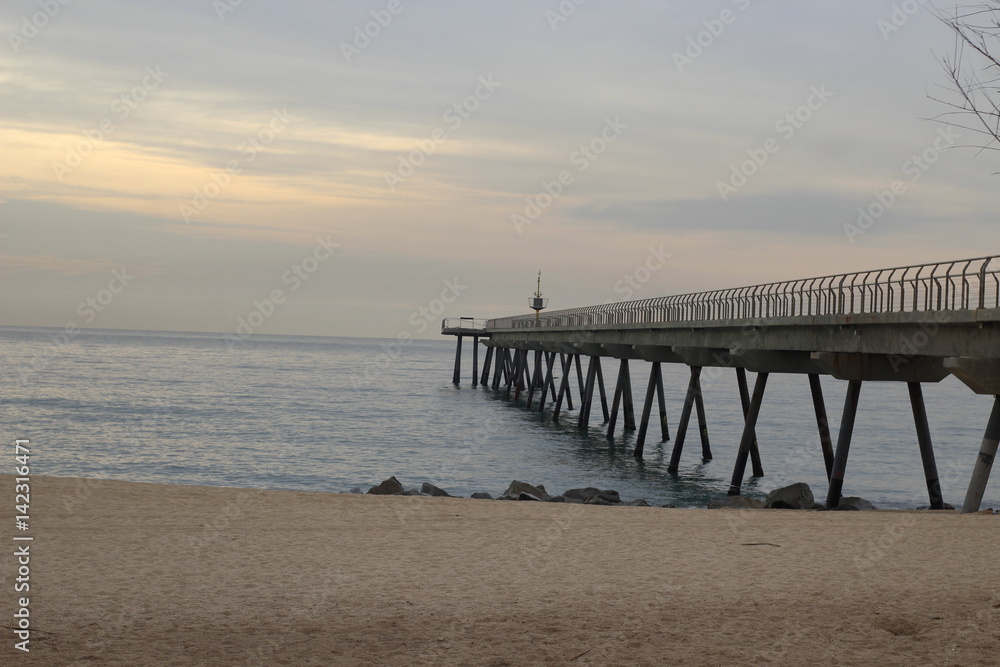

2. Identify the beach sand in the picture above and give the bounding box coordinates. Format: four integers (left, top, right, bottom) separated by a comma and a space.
2, 474, 998, 666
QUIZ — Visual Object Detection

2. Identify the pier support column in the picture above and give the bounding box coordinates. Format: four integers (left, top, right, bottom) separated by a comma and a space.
547, 352, 559, 402
575, 355, 585, 402
578, 356, 599, 430
480, 345, 493, 387
908, 382, 944, 510
693, 368, 711, 460
552, 354, 575, 423
657, 364, 670, 442
607, 359, 627, 439
514, 349, 532, 400
826, 380, 863, 509
526, 351, 543, 408
727, 372, 769, 495
668, 366, 706, 472
452, 335, 463, 385
491, 347, 507, 390
808, 374, 835, 480
736, 368, 763, 477
563, 355, 574, 411
635, 362, 666, 457
472, 336, 479, 386
961, 395, 1000, 513
622, 361, 636, 431
505, 349, 521, 399
595, 359, 610, 423
537, 352, 556, 413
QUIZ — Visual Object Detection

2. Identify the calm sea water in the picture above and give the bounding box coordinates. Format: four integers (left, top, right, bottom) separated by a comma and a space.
1, 326, 997, 509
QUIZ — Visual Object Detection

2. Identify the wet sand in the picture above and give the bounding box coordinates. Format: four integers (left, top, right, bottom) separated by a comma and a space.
2, 474, 998, 666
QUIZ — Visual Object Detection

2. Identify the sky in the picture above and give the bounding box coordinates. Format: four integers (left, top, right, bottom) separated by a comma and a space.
1, 0, 997, 340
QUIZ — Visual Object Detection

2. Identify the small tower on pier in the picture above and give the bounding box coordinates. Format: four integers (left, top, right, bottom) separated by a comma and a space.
530, 270, 548, 322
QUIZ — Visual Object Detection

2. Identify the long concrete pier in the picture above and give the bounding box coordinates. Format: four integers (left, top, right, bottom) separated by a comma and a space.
443, 255, 1000, 512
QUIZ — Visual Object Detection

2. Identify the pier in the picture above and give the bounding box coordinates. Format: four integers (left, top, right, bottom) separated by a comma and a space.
443, 255, 1000, 513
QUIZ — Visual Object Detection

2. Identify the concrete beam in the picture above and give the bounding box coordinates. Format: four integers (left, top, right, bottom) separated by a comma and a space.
737, 350, 828, 375
673, 347, 736, 368
944, 357, 1000, 395
811, 352, 950, 383
601, 343, 642, 360
632, 345, 684, 363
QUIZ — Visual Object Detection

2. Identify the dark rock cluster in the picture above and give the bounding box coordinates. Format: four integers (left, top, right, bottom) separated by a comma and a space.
356, 477, 665, 507
355, 478, 882, 511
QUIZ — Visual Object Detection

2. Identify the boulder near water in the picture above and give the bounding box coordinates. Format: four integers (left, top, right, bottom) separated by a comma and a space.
708, 496, 765, 509
500, 480, 550, 501
420, 482, 452, 497
765, 483, 815, 510
367, 476, 404, 495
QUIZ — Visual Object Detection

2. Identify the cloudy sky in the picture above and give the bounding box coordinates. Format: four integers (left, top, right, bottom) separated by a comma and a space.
1, 0, 996, 339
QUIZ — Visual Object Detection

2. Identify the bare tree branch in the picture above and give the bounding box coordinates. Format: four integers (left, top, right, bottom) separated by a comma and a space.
930, 3, 1000, 164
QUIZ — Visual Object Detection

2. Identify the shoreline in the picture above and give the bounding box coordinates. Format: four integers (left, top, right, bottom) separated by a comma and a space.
3, 474, 998, 665
24, 471, 994, 512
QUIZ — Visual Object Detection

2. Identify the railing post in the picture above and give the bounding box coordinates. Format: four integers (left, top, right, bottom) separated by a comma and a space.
979, 258, 991, 310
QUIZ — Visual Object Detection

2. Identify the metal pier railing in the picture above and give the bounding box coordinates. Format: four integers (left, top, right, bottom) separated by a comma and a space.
486, 255, 1000, 329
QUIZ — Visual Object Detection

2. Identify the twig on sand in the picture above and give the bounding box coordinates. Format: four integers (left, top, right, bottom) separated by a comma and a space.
740, 542, 781, 547
568, 647, 592, 661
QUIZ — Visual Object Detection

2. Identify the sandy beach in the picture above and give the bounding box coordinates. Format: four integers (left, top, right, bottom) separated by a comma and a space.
2, 474, 998, 666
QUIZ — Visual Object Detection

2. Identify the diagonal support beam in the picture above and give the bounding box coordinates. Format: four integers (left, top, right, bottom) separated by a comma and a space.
552, 353, 575, 423
808, 373, 835, 480
736, 368, 762, 477
728, 372, 769, 495
826, 379, 863, 509
656, 364, 670, 442
526, 351, 543, 408
908, 382, 944, 510
622, 360, 636, 431
452, 335, 463, 385
668, 366, 705, 473
578, 356, 599, 429
537, 352, 556, 413
607, 359, 627, 439
472, 336, 479, 386
595, 358, 610, 423
635, 362, 663, 458
480, 345, 494, 387
961, 395, 1000, 513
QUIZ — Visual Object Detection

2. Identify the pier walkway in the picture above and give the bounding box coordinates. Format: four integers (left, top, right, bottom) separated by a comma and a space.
442, 255, 1000, 513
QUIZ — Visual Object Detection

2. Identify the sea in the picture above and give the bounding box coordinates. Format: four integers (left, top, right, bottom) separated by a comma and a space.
1, 325, 997, 510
